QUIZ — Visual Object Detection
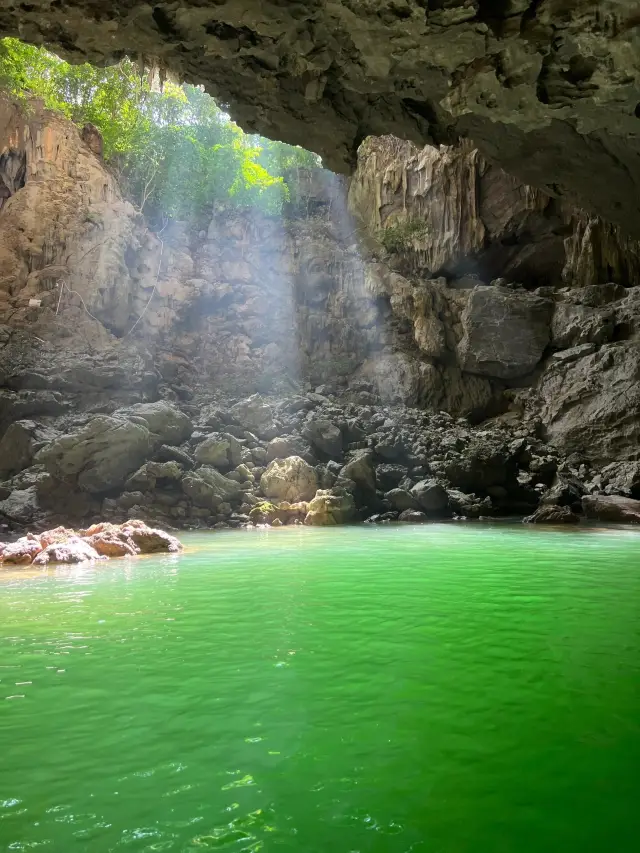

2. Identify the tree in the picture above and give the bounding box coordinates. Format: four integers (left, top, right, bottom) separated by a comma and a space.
0, 38, 321, 222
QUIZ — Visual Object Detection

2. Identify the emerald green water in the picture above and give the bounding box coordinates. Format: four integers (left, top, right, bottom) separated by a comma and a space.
2, 525, 640, 852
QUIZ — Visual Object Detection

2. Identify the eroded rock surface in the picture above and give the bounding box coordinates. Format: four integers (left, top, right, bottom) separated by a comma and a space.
4, 1, 640, 237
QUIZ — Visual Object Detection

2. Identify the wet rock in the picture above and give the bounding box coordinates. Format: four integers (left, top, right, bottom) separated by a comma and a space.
37, 416, 152, 493
305, 487, 356, 526
33, 537, 105, 565
398, 509, 428, 523
582, 495, 640, 524
524, 505, 581, 524
261, 456, 318, 503
410, 480, 450, 516
1, 534, 43, 563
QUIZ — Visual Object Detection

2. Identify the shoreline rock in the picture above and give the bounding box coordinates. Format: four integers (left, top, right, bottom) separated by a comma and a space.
0, 520, 182, 567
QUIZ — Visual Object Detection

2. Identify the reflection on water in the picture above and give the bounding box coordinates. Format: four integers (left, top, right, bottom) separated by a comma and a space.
1, 525, 640, 852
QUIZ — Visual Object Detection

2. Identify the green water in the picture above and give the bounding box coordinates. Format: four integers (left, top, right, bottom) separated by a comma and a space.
1, 525, 640, 852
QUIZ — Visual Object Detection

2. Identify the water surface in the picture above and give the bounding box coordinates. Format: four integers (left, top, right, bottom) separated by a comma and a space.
1, 524, 640, 852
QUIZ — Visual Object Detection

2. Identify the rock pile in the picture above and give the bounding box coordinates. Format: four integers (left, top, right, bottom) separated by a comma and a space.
0, 520, 182, 567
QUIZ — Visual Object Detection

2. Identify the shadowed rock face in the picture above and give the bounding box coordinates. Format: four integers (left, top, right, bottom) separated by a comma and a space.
2, 1, 640, 234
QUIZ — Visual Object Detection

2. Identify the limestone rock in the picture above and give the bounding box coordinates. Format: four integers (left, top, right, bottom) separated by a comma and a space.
458, 286, 552, 379
125, 461, 183, 491
261, 456, 318, 503
582, 495, 640, 524
115, 401, 192, 445
385, 489, 419, 513
0, 420, 52, 478
410, 480, 450, 516
33, 537, 106, 565
266, 436, 310, 462
195, 433, 243, 469
305, 488, 356, 526
340, 450, 376, 497
230, 395, 275, 437
37, 416, 152, 493
0, 486, 40, 524
398, 510, 428, 523
302, 418, 343, 459
600, 462, 640, 498
524, 505, 581, 524
182, 466, 242, 509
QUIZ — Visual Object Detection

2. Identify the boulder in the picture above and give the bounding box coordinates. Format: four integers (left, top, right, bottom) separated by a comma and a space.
230, 395, 276, 437
524, 505, 581, 524
1, 534, 43, 564
582, 495, 640, 524
376, 464, 408, 492
385, 488, 420, 512
540, 474, 586, 510
458, 286, 552, 379
119, 520, 182, 553
266, 435, 310, 462
125, 461, 183, 491
37, 416, 152, 493
410, 480, 450, 516
302, 418, 343, 458
398, 509, 428, 523
0, 420, 50, 478
195, 432, 243, 469
154, 444, 194, 468
182, 466, 242, 509
340, 450, 376, 498
600, 462, 640, 498
305, 487, 356, 525
33, 537, 106, 565
447, 489, 493, 519
261, 456, 318, 503
0, 487, 40, 524
114, 401, 193, 445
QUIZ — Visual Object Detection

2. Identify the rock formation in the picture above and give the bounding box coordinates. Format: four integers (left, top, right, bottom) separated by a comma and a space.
2, 0, 640, 239
1, 97, 640, 532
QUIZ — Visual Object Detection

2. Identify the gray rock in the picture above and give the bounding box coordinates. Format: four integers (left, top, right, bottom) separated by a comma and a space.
126, 461, 183, 491
195, 432, 243, 469
230, 395, 276, 437
600, 462, 640, 498
154, 444, 194, 469
305, 487, 356, 525
458, 286, 552, 379
0, 420, 50, 478
340, 450, 376, 496
37, 416, 152, 493
582, 494, 640, 524
524, 504, 581, 524
115, 401, 193, 445
303, 418, 343, 458
411, 479, 450, 516
266, 435, 310, 462
0, 486, 39, 524
385, 488, 419, 512
261, 456, 318, 503
182, 466, 243, 509
398, 509, 428, 523
376, 464, 408, 492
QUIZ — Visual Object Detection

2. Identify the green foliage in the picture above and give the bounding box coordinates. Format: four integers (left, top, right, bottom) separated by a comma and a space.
378, 217, 430, 253
0, 38, 321, 222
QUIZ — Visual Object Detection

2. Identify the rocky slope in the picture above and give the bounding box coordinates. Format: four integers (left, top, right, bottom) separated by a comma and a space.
1, 96, 640, 533
3, 0, 640, 240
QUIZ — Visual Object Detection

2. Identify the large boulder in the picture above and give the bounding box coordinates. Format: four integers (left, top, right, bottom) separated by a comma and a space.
305, 487, 356, 526
125, 461, 183, 491
194, 433, 243, 469
524, 505, 581, 524
0, 487, 40, 525
410, 480, 450, 516
230, 395, 276, 437
266, 435, 310, 462
376, 464, 408, 492
33, 537, 105, 565
340, 450, 376, 498
182, 466, 242, 509
0, 420, 57, 478
302, 418, 343, 458
600, 462, 640, 498
115, 401, 192, 445
582, 495, 640, 524
385, 488, 420, 512
37, 416, 152, 493
458, 286, 552, 379
261, 456, 318, 503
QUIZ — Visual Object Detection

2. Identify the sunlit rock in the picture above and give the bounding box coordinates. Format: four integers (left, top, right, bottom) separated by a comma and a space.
305, 488, 356, 526
261, 456, 318, 503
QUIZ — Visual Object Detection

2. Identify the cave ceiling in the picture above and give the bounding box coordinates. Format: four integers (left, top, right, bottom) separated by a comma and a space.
2, 1, 640, 235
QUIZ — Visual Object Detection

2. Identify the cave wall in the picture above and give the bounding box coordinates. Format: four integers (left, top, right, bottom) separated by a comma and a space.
2, 0, 640, 239
1, 96, 640, 468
